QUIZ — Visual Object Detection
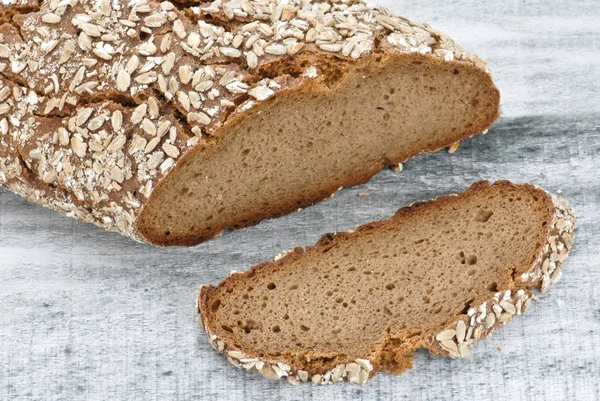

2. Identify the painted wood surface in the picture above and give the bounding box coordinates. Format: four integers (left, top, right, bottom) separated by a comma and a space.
0, 0, 598, 399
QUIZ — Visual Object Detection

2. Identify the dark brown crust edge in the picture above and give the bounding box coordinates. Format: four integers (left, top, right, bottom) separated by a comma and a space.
137, 51, 500, 246
197, 180, 577, 385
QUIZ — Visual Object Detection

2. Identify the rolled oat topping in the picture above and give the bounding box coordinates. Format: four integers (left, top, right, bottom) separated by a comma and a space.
0, 0, 488, 240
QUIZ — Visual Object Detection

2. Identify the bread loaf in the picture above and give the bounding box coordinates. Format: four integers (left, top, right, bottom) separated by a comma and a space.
198, 181, 576, 384
0, 0, 499, 245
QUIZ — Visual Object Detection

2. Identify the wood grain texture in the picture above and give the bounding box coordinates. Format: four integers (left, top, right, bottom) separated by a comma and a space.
0, 0, 599, 399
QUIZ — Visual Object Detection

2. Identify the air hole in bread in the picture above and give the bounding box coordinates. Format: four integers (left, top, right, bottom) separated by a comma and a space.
461, 300, 474, 314
475, 209, 494, 223
239, 319, 261, 334
210, 300, 221, 313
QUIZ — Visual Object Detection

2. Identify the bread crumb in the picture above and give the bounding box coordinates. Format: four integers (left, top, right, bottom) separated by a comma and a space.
392, 163, 403, 173
557, 189, 563, 194
358, 192, 370, 197
448, 142, 460, 154
497, 346, 502, 353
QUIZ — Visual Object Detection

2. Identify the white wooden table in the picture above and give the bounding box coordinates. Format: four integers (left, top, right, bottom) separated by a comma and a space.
1, 0, 599, 399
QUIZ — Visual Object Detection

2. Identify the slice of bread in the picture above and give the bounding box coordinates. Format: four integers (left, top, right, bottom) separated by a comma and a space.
198, 181, 576, 385
0, 0, 499, 246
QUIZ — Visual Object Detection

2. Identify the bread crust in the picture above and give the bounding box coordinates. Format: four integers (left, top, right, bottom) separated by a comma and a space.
197, 181, 577, 384
0, 0, 499, 245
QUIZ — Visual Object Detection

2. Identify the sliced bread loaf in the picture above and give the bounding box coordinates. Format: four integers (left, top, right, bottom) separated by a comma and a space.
198, 181, 576, 384
0, 0, 499, 245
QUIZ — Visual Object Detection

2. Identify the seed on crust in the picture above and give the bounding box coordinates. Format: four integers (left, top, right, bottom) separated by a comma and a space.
455, 320, 467, 343
131, 104, 147, 125
116, 71, 131, 92
57, 127, 70, 146
0, 44, 10, 58
345, 363, 361, 383
435, 329, 455, 342
141, 118, 157, 136
128, 135, 146, 154
87, 115, 105, 131
264, 44, 286, 55
0, 104, 10, 115
188, 112, 211, 125
319, 43, 343, 52
163, 53, 176, 75
69, 67, 86, 92
111, 110, 123, 132
484, 312, 496, 329
135, 72, 157, 85
162, 142, 180, 159
76, 107, 94, 127
125, 55, 140, 74
173, 19, 186, 38
148, 97, 160, 119
107, 134, 127, 153
157, 120, 172, 137
248, 86, 275, 101
80, 22, 102, 38
179, 66, 193, 85
220, 47, 241, 58
457, 343, 469, 357
440, 340, 458, 353
297, 370, 309, 382
246, 51, 258, 69
144, 14, 167, 28
111, 166, 125, 183
160, 157, 175, 174
42, 13, 61, 24
145, 137, 161, 154
147, 151, 165, 170
71, 136, 87, 158
500, 300, 516, 315
355, 359, 373, 372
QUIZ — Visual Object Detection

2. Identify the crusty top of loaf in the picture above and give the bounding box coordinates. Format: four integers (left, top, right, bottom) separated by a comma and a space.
0, 0, 488, 241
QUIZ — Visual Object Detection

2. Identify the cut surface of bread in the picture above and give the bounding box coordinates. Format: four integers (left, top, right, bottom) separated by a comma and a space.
198, 181, 576, 384
0, 0, 499, 246
137, 52, 499, 245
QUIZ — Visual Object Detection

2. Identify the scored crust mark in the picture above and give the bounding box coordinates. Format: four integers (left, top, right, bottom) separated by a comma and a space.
197, 181, 577, 385
0, 0, 40, 28
0, 0, 499, 244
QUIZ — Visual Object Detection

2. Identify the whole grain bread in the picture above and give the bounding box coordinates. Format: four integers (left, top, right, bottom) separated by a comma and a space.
0, 0, 499, 245
198, 181, 577, 385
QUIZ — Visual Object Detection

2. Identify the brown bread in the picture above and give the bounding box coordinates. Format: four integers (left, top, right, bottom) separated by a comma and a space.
198, 181, 576, 384
0, 0, 499, 245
